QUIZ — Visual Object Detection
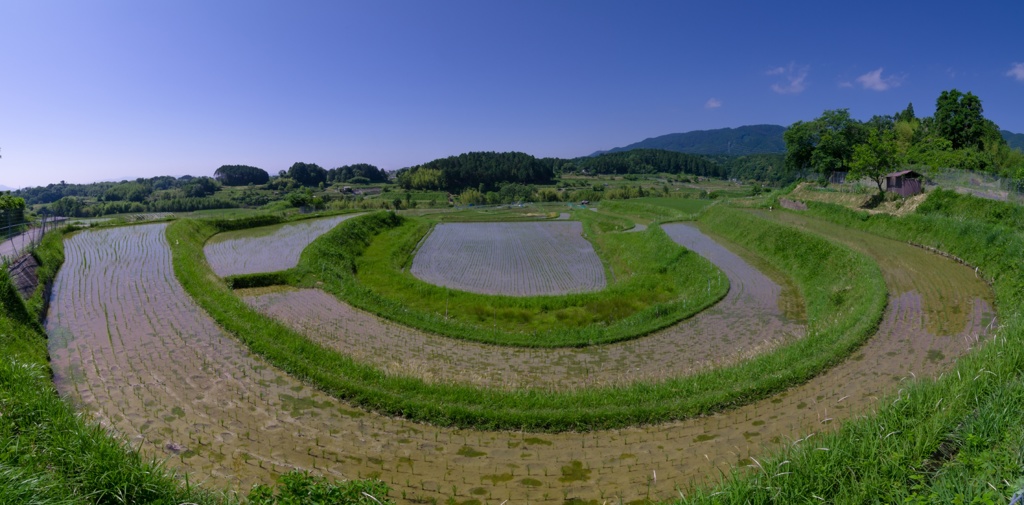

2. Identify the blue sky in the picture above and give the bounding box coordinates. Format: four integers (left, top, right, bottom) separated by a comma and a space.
2, 1, 1022, 189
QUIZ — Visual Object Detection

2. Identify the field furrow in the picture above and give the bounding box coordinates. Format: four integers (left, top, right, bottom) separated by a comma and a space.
410, 221, 606, 296
47, 215, 993, 504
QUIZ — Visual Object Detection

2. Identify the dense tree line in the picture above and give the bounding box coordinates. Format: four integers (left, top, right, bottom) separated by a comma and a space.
554, 149, 726, 178
286, 162, 328, 187
214, 165, 270, 186
397, 152, 553, 192
329, 163, 389, 184
13, 175, 230, 218
784, 89, 1024, 190
709, 153, 795, 186
16, 175, 220, 206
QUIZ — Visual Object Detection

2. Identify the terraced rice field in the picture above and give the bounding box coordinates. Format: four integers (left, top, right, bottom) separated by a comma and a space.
46, 214, 994, 503
243, 224, 803, 390
410, 221, 606, 296
204, 214, 359, 276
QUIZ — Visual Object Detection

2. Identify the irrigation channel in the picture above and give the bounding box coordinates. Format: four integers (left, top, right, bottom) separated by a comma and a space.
46, 214, 994, 503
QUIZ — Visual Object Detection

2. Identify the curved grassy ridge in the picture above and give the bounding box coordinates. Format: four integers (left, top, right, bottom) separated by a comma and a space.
679, 197, 1024, 504
321, 211, 727, 347
168, 207, 885, 431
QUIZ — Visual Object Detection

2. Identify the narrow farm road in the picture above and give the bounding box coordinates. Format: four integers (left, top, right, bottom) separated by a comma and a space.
47, 215, 992, 504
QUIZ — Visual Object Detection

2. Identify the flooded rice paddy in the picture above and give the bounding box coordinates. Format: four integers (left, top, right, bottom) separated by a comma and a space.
204, 214, 359, 277
410, 221, 607, 296
46, 214, 994, 503
243, 224, 803, 390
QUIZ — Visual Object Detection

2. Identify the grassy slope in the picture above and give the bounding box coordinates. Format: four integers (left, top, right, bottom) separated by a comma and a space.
677, 194, 1024, 503
597, 197, 715, 224
168, 208, 884, 431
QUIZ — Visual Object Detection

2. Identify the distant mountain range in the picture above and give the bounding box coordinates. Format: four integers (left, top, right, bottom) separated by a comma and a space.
595, 125, 1024, 157
1002, 130, 1024, 151
0, 185, 16, 192
594, 125, 788, 156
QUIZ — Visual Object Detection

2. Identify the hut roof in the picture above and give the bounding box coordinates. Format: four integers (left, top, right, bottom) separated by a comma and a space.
885, 170, 922, 178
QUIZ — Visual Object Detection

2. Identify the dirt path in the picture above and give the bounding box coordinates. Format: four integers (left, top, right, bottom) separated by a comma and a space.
46, 216, 993, 504
242, 223, 803, 390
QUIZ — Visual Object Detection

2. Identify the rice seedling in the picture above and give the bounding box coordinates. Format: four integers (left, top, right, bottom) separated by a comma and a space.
205, 213, 361, 277
317, 211, 728, 347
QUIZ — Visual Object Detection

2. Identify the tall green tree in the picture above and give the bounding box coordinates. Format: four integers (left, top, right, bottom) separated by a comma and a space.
851, 128, 901, 192
934, 89, 1001, 151
783, 120, 818, 174
784, 109, 866, 178
214, 165, 270, 186
287, 162, 328, 187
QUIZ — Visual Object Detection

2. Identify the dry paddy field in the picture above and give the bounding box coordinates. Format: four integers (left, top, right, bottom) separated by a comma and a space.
204, 214, 359, 277
410, 221, 606, 296
46, 214, 994, 504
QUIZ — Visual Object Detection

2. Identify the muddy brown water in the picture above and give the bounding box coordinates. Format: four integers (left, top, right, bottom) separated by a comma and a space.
243, 223, 802, 390
46, 215, 993, 503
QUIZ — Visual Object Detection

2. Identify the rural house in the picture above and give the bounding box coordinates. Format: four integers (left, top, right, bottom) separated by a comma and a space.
884, 170, 923, 197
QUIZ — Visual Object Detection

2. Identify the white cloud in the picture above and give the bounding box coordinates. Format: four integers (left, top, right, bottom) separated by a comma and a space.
1008, 63, 1024, 82
855, 67, 903, 91
705, 97, 722, 109
768, 63, 809, 94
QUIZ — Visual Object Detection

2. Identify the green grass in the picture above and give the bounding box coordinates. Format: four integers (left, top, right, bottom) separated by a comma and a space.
167, 206, 885, 431
412, 203, 564, 222
597, 197, 715, 223
327, 210, 726, 347
675, 194, 1024, 503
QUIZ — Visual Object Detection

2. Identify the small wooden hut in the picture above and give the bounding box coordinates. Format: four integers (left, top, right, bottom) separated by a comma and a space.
885, 170, 923, 197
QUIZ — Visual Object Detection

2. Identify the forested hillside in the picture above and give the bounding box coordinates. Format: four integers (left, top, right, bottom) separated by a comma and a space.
396, 152, 553, 192
598, 125, 787, 156
1002, 130, 1024, 151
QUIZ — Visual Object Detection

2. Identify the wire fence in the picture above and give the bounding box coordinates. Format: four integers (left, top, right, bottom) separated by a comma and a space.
928, 169, 1024, 203
1, 216, 63, 265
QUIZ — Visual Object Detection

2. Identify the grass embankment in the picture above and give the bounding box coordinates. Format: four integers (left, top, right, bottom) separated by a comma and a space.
597, 197, 715, 223
169, 207, 884, 431
678, 193, 1024, 503
329, 210, 726, 347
